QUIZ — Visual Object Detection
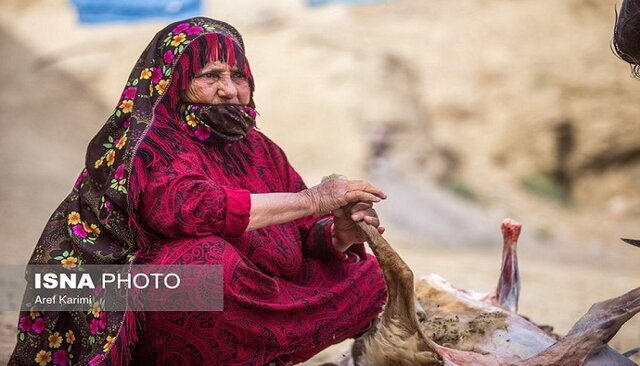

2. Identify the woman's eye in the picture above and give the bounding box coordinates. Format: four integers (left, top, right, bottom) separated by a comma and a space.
202, 72, 220, 79
232, 72, 247, 80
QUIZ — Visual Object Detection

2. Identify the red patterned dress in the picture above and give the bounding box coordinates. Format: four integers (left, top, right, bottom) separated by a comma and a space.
129, 116, 387, 365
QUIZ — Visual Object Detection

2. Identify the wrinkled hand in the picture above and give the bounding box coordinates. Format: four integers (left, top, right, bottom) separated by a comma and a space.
300, 175, 386, 216
332, 202, 385, 252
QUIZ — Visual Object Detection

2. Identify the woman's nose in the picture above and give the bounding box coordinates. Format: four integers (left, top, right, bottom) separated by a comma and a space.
216, 77, 237, 99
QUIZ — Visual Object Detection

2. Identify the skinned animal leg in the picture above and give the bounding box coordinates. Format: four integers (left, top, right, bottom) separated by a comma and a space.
496, 218, 521, 313
483, 218, 522, 313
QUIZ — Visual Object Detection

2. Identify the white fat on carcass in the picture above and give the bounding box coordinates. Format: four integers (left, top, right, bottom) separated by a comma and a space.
416, 274, 556, 361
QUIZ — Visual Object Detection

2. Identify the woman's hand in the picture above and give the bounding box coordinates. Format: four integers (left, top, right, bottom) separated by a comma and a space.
300, 176, 386, 216
332, 202, 385, 252
247, 177, 385, 232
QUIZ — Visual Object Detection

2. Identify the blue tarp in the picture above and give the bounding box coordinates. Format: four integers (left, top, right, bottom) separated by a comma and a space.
307, 0, 386, 6
70, 0, 202, 23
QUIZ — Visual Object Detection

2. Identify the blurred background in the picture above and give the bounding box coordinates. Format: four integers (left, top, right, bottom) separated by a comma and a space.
0, 0, 638, 363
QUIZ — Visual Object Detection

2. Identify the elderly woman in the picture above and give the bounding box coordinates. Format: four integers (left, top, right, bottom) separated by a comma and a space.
10, 18, 387, 365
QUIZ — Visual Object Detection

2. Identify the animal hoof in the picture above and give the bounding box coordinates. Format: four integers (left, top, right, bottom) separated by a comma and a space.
417, 309, 427, 322
415, 299, 427, 322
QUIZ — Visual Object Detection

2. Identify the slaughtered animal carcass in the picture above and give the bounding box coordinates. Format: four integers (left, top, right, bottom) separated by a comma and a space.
322, 219, 639, 366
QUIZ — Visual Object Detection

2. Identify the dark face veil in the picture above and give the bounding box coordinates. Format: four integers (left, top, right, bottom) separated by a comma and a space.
9, 17, 254, 366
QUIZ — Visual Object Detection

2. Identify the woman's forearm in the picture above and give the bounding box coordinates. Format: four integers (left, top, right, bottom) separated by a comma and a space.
246, 192, 313, 231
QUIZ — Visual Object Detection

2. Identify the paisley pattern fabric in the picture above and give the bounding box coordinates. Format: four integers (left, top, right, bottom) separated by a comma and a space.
9, 16, 386, 365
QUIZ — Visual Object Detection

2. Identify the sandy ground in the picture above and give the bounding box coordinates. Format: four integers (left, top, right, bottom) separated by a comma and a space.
0, 0, 639, 364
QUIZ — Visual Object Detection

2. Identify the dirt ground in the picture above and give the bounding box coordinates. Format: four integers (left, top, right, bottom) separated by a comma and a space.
0, 0, 638, 364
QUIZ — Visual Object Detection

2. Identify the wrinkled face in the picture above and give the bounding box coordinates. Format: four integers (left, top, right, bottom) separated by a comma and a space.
182, 60, 251, 105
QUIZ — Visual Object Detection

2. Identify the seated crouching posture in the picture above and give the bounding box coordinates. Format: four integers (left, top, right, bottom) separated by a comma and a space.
10, 17, 387, 365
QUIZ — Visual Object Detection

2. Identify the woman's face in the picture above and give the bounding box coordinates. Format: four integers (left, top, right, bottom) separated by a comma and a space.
182, 60, 251, 105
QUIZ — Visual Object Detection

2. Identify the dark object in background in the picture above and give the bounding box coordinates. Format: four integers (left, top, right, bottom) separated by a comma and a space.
70, 0, 202, 23
613, 0, 640, 76
621, 238, 640, 248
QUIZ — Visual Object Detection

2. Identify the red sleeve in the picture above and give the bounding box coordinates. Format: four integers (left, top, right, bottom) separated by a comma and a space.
137, 162, 251, 239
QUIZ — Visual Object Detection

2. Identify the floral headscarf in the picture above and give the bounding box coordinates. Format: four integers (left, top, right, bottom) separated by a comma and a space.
9, 17, 254, 365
